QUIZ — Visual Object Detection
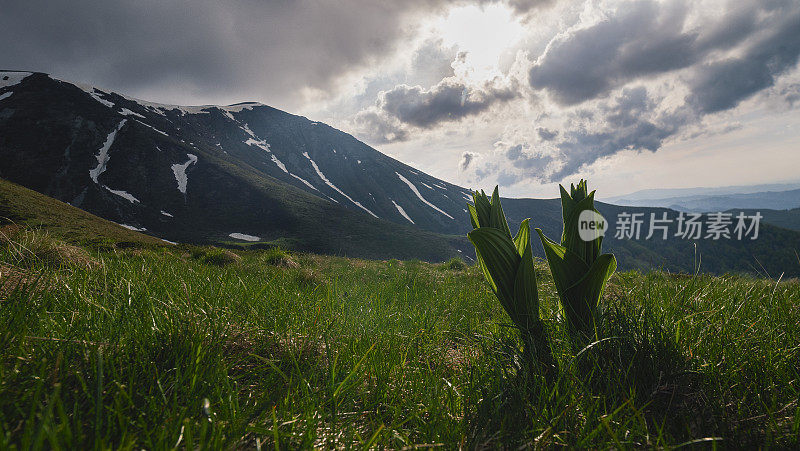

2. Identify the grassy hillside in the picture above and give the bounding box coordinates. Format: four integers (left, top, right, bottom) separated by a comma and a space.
1, 227, 798, 448
0, 178, 163, 248
0, 176, 467, 262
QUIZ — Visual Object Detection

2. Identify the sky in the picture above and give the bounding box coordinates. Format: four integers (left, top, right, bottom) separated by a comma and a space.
2, 0, 799, 198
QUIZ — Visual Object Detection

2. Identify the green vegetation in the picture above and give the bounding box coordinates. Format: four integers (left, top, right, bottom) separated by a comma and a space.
467, 187, 555, 373
1, 226, 798, 448
0, 179, 162, 250
536, 180, 617, 339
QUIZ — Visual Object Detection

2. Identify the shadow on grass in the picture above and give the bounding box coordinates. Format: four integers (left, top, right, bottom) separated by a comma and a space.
463, 306, 721, 448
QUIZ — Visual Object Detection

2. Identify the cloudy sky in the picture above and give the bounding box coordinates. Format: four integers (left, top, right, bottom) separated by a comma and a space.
2, 0, 799, 197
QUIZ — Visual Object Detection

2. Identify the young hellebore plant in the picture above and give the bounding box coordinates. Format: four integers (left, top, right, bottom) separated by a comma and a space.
467, 187, 556, 374
535, 180, 617, 340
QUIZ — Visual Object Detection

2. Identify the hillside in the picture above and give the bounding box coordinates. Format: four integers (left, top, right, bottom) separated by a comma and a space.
0, 177, 163, 248
494, 198, 800, 278
0, 71, 472, 237
733, 207, 800, 232
0, 72, 468, 261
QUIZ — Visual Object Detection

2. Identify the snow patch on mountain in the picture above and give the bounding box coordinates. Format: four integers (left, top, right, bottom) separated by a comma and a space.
420, 182, 434, 190
391, 200, 414, 224
120, 224, 146, 232
74, 84, 116, 108
221, 109, 236, 121
395, 172, 454, 220
241, 123, 257, 138
105, 187, 140, 203
245, 137, 271, 152
160, 210, 174, 217
89, 119, 127, 183
171, 154, 198, 194
0, 92, 12, 102
0, 71, 32, 89
134, 119, 169, 136
291, 174, 318, 190
303, 151, 378, 218
223, 102, 262, 112
229, 233, 260, 241
270, 154, 288, 173
119, 107, 144, 118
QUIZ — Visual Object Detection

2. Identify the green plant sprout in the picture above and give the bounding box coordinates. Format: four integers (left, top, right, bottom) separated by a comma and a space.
535, 179, 617, 339
467, 187, 556, 373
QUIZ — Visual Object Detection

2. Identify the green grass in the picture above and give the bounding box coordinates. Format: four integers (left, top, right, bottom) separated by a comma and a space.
0, 229, 798, 448
0, 178, 163, 250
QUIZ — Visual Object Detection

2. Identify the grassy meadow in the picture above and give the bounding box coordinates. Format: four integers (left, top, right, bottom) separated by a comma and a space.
0, 226, 799, 449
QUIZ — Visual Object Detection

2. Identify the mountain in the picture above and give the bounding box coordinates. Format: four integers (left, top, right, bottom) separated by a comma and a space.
609, 188, 800, 212
2, 70, 800, 276
0, 71, 467, 261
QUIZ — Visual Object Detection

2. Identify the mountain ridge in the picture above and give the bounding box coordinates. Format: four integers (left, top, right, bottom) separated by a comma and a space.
2, 70, 800, 276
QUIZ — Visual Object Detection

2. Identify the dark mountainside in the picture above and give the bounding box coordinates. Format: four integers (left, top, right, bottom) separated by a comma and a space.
2, 71, 799, 276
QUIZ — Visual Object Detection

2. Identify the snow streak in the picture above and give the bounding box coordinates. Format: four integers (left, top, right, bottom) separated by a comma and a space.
89, 119, 127, 183
303, 152, 378, 218
395, 173, 454, 219
391, 200, 414, 224
229, 233, 260, 241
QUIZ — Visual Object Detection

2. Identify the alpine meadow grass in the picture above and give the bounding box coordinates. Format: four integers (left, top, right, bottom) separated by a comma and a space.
0, 228, 798, 448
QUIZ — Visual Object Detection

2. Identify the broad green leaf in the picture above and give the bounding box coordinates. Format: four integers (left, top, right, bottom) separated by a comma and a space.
513, 219, 531, 258
564, 253, 617, 331
561, 191, 601, 265
468, 204, 479, 229
473, 191, 492, 228
559, 184, 574, 224
512, 237, 540, 331
468, 227, 521, 309
535, 228, 588, 298
489, 186, 512, 238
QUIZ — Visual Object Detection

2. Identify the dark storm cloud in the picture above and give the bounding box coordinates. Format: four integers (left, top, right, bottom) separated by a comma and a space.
352, 109, 409, 144
495, 0, 800, 182
528, 0, 697, 105
353, 75, 519, 142
0, 0, 463, 109
378, 78, 518, 128
500, 86, 693, 182
527, 0, 800, 107
688, 7, 800, 113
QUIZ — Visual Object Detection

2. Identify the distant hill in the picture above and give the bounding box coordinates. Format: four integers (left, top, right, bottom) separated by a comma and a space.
606, 182, 800, 203
609, 188, 800, 212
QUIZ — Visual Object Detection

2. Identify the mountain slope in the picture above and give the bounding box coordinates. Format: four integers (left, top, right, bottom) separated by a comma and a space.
0, 178, 163, 247
0, 71, 466, 261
